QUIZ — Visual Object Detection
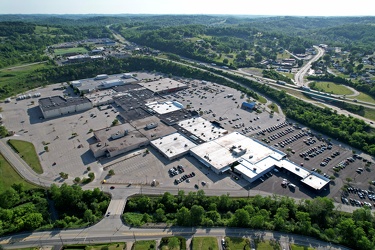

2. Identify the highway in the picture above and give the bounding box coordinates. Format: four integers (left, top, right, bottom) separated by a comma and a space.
295, 45, 325, 86
1, 220, 351, 250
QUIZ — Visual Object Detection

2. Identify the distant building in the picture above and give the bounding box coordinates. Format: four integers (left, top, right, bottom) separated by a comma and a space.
38, 96, 93, 119
67, 54, 91, 63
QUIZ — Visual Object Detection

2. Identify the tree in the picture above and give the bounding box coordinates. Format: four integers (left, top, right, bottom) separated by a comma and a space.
223, 58, 229, 64
88, 172, 95, 180
112, 118, 119, 126
108, 169, 115, 176
44, 146, 49, 152
346, 177, 353, 184
74, 177, 81, 183
190, 205, 205, 225
168, 237, 180, 250
176, 207, 190, 226
59, 172, 68, 179
232, 208, 250, 227
0, 188, 20, 208
154, 208, 166, 222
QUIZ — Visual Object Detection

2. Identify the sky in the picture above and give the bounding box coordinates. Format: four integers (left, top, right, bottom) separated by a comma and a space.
1, 0, 374, 16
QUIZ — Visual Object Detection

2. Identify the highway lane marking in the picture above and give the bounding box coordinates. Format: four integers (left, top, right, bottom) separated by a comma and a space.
122, 232, 193, 236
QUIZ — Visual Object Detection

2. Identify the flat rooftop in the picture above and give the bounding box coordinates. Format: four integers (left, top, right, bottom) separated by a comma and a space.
190, 132, 285, 172
158, 109, 197, 126
129, 116, 177, 140
90, 123, 148, 155
277, 159, 310, 179
139, 78, 188, 93
301, 173, 330, 190
86, 89, 117, 106
145, 101, 182, 114
235, 156, 278, 180
151, 132, 197, 159
39, 96, 91, 111
177, 117, 228, 142
75, 73, 138, 92
112, 83, 143, 92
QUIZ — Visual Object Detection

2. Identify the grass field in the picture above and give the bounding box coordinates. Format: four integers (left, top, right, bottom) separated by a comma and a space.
225, 237, 248, 250
257, 95, 267, 104
63, 243, 125, 250
0, 62, 51, 100
256, 240, 280, 250
310, 81, 354, 95
268, 102, 280, 113
356, 92, 375, 104
283, 72, 295, 81
361, 107, 375, 121
133, 240, 156, 250
192, 237, 218, 250
290, 244, 315, 250
8, 139, 43, 174
0, 153, 39, 193
34, 25, 59, 37
54, 47, 88, 56
277, 51, 292, 60
240, 67, 263, 76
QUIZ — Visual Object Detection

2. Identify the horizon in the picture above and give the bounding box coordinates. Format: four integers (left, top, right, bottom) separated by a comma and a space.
1, 0, 374, 16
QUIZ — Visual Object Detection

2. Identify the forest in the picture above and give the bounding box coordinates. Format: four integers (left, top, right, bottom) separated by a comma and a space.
0, 21, 112, 68
0, 183, 110, 236
124, 191, 374, 250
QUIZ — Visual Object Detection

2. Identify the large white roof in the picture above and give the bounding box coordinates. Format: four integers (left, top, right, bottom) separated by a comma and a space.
178, 117, 227, 142
146, 101, 181, 114
151, 132, 196, 159
190, 132, 284, 172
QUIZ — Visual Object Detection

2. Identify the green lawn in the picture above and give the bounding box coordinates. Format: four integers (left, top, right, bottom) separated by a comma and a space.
290, 244, 315, 250
225, 237, 249, 250
241, 67, 264, 76
268, 103, 279, 113
215, 53, 235, 64
283, 72, 295, 80
256, 240, 281, 250
7, 139, 43, 174
192, 237, 218, 250
0, 153, 39, 193
277, 51, 292, 60
356, 92, 375, 104
54, 47, 88, 56
310, 81, 354, 95
123, 212, 145, 226
63, 242, 126, 250
257, 95, 267, 104
133, 240, 156, 250
361, 107, 375, 121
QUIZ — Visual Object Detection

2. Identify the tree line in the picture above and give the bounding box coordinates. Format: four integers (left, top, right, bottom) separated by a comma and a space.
124, 191, 374, 250
0, 183, 110, 236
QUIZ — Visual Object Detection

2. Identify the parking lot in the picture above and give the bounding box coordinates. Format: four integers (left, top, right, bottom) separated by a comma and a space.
255, 121, 375, 202
2, 72, 375, 203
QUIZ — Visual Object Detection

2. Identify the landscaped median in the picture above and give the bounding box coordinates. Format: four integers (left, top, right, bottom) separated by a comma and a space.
62, 242, 126, 250
192, 237, 218, 250
7, 139, 43, 174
